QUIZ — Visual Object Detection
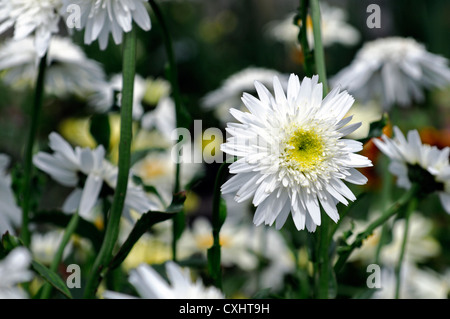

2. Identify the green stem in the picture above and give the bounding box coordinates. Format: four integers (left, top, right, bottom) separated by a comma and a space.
83, 29, 137, 299
209, 161, 231, 290
334, 184, 419, 273
41, 212, 80, 299
148, 0, 189, 261
318, 212, 330, 299
394, 197, 417, 299
21, 53, 48, 247
298, 0, 314, 77
310, 0, 329, 94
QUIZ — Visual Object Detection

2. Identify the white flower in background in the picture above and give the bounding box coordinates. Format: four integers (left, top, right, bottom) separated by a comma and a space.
0, 0, 63, 57
0, 154, 21, 236
179, 217, 259, 271
132, 149, 203, 206
267, 3, 360, 49
201, 67, 289, 124
0, 37, 107, 98
89, 73, 147, 120
62, 0, 151, 50
344, 101, 383, 140
141, 97, 176, 141
221, 74, 372, 232
103, 261, 224, 299
372, 263, 450, 299
0, 247, 34, 299
33, 132, 159, 221
249, 226, 295, 292
345, 213, 440, 265
373, 126, 450, 214
31, 230, 73, 265
331, 37, 450, 109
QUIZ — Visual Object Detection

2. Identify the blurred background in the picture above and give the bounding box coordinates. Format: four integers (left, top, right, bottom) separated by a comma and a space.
0, 0, 449, 298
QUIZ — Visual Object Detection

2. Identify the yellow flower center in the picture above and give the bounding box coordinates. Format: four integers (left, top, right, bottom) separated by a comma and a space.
286, 128, 325, 171
196, 234, 231, 249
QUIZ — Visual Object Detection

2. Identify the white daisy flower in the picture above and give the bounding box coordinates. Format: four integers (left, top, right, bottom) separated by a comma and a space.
0, 36, 107, 98
62, 0, 151, 50
331, 37, 450, 109
0, 247, 34, 299
201, 67, 289, 125
89, 73, 147, 120
0, 154, 21, 236
267, 3, 360, 49
30, 230, 73, 265
178, 217, 259, 271
373, 126, 450, 214
344, 212, 440, 266
221, 74, 372, 232
141, 97, 176, 141
103, 261, 224, 299
33, 132, 159, 221
372, 263, 450, 299
0, 0, 64, 57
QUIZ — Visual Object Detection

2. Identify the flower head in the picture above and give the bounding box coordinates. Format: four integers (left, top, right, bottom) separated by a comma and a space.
0, 37, 107, 98
33, 132, 159, 220
63, 0, 151, 50
331, 37, 450, 109
0, 0, 64, 57
104, 261, 224, 299
373, 126, 450, 213
221, 74, 372, 232
0, 247, 34, 299
0, 154, 22, 236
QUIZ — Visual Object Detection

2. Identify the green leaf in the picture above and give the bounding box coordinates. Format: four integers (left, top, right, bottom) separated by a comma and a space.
108, 211, 177, 271
358, 113, 389, 145
31, 211, 103, 252
31, 260, 73, 299
207, 245, 221, 283
89, 113, 111, 150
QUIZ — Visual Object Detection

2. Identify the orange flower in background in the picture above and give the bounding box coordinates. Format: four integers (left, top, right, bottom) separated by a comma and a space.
419, 127, 450, 150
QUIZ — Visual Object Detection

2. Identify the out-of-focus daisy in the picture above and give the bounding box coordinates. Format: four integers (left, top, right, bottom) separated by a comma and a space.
31, 230, 73, 265
201, 67, 289, 124
33, 132, 159, 221
373, 126, 450, 214
103, 261, 224, 299
267, 3, 360, 49
131, 149, 203, 206
0, 0, 64, 57
331, 37, 450, 109
343, 101, 383, 140
0, 247, 34, 299
372, 263, 450, 299
141, 77, 171, 106
179, 217, 259, 271
221, 74, 372, 232
0, 154, 21, 236
62, 0, 151, 50
344, 212, 440, 265
141, 97, 176, 141
0, 37, 107, 99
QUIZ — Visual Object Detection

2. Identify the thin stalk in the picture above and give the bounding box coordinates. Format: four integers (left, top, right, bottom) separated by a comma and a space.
394, 197, 417, 299
318, 212, 330, 298
21, 52, 48, 247
83, 29, 137, 299
310, 0, 329, 94
209, 161, 231, 290
148, 0, 188, 261
298, 0, 314, 77
41, 212, 80, 299
334, 184, 419, 273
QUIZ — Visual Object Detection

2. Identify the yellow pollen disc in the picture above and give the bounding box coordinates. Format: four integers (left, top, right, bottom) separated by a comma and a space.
286, 129, 324, 171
